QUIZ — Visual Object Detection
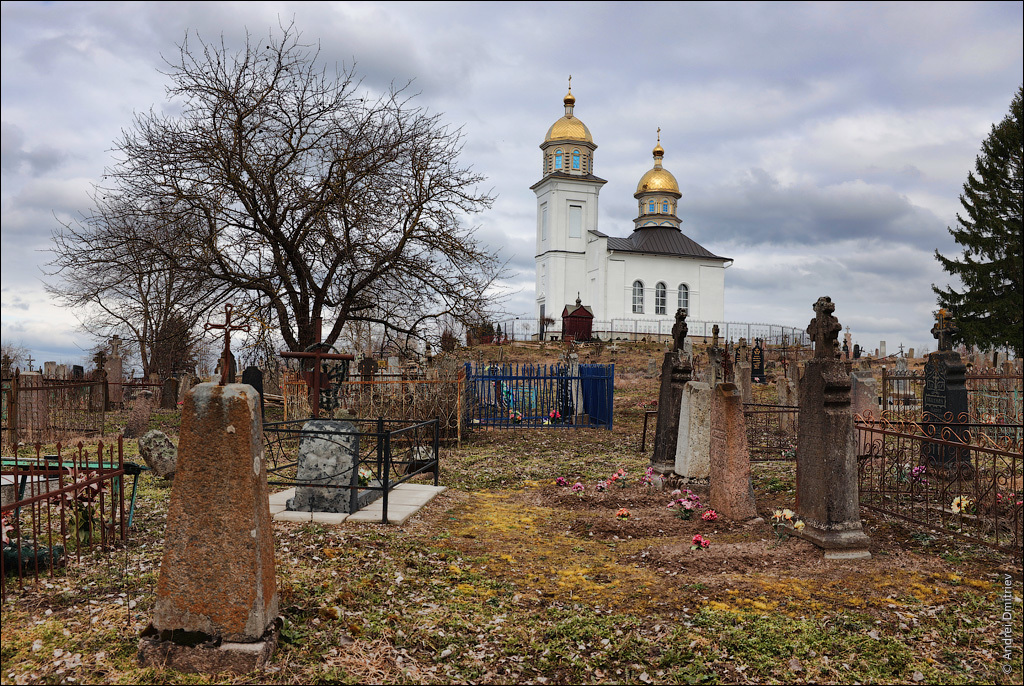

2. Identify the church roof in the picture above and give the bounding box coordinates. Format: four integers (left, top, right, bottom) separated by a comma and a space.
544, 86, 594, 144
606, 228, 729, 261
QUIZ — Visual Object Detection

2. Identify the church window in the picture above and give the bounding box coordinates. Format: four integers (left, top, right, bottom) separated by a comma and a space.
678, 284, 689, 311
568, 204, 582, 238
555, 150, 563, 169
541, 204, 549, 241
632, 281, 644, 314
655, 282, 667, 315
662, 200, 669, 214
572, 150, 581, 170
648, 199, 656, 213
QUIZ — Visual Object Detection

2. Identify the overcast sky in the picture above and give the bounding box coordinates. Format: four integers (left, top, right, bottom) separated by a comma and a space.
2, 1, 1022, 367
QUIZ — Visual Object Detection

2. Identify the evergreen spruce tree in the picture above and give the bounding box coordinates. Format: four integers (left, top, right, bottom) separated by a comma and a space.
934, 85, 1023, 355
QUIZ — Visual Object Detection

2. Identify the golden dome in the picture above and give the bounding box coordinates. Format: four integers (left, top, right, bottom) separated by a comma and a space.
635, 167, 680, 195
635, 130, 680, 195
544, 80, 593, 144
545, 116, 593, 144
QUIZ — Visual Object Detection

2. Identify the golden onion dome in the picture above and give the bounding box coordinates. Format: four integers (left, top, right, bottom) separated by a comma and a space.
543, 82, 593, 144
635, 167, 680, 195
635, 129, 680, 196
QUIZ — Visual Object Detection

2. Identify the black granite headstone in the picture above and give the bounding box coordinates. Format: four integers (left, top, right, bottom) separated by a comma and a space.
923, 310, 969, 469
72, 365, 85, 379
241, 366, 265, 418
853, 344, 861, 359
750, 340, 765, 383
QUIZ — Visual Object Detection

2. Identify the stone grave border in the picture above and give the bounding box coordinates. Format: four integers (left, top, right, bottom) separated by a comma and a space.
262, 417, 440, 525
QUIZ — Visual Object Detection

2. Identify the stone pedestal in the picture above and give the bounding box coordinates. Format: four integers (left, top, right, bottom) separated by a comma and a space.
795, 359, 871, 557
161, 377, 179, 410
651, 350, 692, 474
674, 381, 711, 478
709, 383, 759, 521
144, 382, 278, 668
850, 371, 879, 456
737, 362, 753, 403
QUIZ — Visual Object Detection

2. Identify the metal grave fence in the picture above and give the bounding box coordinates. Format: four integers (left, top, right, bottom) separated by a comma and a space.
463, 363, 614, 429
262, 417, 440, 525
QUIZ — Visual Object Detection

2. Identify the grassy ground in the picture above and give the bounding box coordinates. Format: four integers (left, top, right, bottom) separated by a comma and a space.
1, 342, 1021, 685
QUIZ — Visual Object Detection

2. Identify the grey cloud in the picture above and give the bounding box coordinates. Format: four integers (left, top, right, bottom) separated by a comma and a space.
1, 122, 65, 176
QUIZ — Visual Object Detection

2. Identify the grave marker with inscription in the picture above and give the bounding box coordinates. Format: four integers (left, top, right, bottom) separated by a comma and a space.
923, 309, 969, 468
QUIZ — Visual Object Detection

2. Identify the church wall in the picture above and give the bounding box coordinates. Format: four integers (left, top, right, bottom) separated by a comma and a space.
614, 253, 726, 323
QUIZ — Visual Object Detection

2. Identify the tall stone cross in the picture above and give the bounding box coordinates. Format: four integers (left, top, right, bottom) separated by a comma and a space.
204, 303, 249, 385
807, 296, 841, 359
109, 335, 123, 358
711, 324, 720, 348
931, 308, 958, 352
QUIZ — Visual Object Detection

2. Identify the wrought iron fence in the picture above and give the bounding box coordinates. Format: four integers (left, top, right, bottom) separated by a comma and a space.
463, 363, 614, 430
856, 412, 1022, 554
0, 372, 106, 451
262, 417, 439, 524
880, 369, 1022, 422
497, 317, 809, 345
743, 403, 799, 461
281, 370, 465, 443
1, 439, 128, 597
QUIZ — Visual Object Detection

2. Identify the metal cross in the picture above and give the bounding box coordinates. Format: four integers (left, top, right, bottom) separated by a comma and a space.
931, 308, 958, 352
807, 296, 841, 359
205, 303, 249, 385
279, 318, 354, 418
25, 353, 34, 372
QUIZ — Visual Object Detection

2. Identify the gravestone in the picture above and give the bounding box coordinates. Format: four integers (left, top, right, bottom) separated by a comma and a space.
124, 390, 154, 439
750, 339, 765, 382
709, 383, 759, 521
139, 382, 279, 673
651, 309, 693, 474
105, 336, 124, 406
72, 365, 84, 380
737, 359, 753, 404
795, 297, 871, 559
161, 377, 179, 410
675, 381, 711, 478
357, 357, 376, 382
286, 420, 381, 513
177, 374, 194, 405
923, 310, 969, 470
56, 364, 68, 380
776, 377, 799, 433
647, 357, 658, 376
852, 344, 861, 360
241, 366, 265, 419
850, 371, 879, 456
843, 328, 852, 360
879, 341, 886, 357
44, 361, 57, 378
138, 430, 177, 478
907, 348, 915, 360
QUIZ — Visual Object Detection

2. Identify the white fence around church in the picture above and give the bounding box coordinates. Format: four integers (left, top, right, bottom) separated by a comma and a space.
496, 318, 809, 346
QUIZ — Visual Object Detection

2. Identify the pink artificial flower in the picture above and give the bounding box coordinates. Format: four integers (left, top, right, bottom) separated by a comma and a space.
702, 509, 718, 522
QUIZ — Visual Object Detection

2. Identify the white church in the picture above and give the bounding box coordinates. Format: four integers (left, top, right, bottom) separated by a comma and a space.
534, 86, 731, 335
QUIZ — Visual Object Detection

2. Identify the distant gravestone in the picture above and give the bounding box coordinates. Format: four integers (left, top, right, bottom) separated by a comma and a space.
139, 382, 279, 673
853, 344, 861, 359
907, 348, 915, 360
879, 341, 887, 357
44, 361, 57, 378
795, 297, 870, 559
241, 366, 265, 418
124, 390, 154, 439
177, 374, 194, 404
923, 310, 969, 470
72, 365, 84, 380
105, 336, 124, 406
357, 357, 377, 382
750, 340, 765, 382
161, 377, 179, 410
709, 383, 759, 521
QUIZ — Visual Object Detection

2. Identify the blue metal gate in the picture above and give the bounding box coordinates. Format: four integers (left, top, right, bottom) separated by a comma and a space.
464, 363, 614, 430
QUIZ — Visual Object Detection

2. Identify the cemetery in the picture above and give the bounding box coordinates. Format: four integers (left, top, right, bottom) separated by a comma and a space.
1, 304, 1021, 684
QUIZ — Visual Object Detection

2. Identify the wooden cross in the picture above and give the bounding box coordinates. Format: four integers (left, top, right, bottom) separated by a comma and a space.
807, 296, 841, 359
279, 318, 354, 418
205, 303, 249, 385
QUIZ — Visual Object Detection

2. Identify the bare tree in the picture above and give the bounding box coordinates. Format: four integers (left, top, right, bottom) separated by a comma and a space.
48, 199, 223, 376
95, 24, 501, 353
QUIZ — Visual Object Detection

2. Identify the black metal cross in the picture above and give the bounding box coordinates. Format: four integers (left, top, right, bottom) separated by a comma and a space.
205, 303, 249, 385
25, 353, 34, 372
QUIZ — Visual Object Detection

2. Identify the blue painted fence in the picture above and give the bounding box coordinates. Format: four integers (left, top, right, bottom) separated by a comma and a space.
464, 363, 614, 430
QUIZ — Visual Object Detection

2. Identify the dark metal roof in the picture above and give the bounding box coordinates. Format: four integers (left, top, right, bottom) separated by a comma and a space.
606, 228, 728, 261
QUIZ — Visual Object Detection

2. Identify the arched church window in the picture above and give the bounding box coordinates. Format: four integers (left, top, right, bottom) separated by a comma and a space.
648, 200, 656, 213
632, 280, 644, 314
662, 200, 669, 214
572, 150, 581, 170
555, 150, 563, 169
655, 282, 667, 315
678, 284, 689, 311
